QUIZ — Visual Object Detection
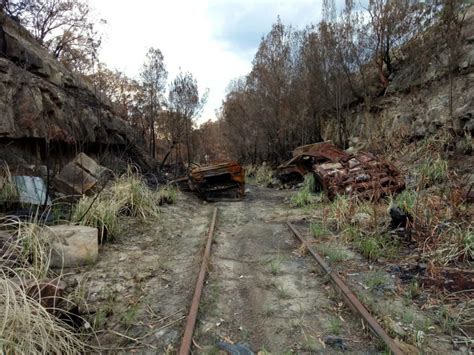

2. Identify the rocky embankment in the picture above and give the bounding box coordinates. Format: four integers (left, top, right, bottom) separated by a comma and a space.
323, 7, 474, 148
0, 12, 148, 169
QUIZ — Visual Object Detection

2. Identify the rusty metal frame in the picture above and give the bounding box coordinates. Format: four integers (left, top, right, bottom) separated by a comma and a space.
179, 207, 218, 355
286, 222, 404, 355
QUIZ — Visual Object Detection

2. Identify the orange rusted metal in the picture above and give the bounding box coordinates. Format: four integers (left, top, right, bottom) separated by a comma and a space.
179, 207, 218, 355
188, 161, 245, 200
277, 142, 404, 200
314, 151, 405, 200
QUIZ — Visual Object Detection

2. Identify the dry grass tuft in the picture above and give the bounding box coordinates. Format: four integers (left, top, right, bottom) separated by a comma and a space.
256, 165, 273, 186
0, 161, 19, 204
72, 168, 159, 241
0, 268, 86, 355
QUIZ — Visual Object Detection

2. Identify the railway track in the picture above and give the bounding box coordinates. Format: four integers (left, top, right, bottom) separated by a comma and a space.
178, 205, 403, 355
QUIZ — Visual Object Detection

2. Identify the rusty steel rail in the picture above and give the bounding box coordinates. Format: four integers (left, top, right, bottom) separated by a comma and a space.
179, 207, 218, 355
286, 222, 404, 355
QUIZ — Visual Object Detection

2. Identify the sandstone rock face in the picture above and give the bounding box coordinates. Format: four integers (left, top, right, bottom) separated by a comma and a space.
46, 225, 99, 268
0, 13, 149, 168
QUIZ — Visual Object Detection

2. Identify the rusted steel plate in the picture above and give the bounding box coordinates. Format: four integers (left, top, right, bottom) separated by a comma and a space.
287, 222, 404, 355
179, 207, 218, 355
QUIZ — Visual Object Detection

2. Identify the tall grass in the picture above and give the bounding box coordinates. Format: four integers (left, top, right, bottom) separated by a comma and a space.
0, 161, 18, 204
71, 169, 159, 241
0, 268, 86, 355
108, 172, 159, 219
0, 216, 53, 278
244, 164, 257, 178
0, 216, 87, 354
71, 197, 121, 242
416, 155, 448, 187
328, 195, 356, 230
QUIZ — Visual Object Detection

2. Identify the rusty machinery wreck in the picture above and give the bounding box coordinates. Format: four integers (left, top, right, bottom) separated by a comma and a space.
176, 162, 245, 201
277, 142, 405, 200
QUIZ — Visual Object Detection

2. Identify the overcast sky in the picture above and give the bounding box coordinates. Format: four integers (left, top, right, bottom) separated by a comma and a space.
93, 0, 328, 123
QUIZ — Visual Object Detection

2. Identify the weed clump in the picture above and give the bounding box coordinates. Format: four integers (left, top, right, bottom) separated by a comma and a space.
159, 185, 178, 205
291, 174, 318, 207
255, 164, 273, 186
318, 243, 350, 262
109, 172, 160, 219
72, 197, 120, 242
327, 195, 356, 230
310, 222, 329, 238
244, 164, 257, 178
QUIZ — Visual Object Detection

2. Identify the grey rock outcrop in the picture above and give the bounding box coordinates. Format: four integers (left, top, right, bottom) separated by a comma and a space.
0, 12, 150, 168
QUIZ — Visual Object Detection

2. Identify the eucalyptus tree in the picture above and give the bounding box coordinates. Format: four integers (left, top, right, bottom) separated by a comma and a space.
140, 47, 167, 158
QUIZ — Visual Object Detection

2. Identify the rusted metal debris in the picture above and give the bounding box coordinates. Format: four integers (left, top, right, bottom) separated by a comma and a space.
287, 222, 404, 355
422, 266, 474, 293
179, 207, 218, 355
26, 277, 67, 314
278, 142, 404, 200
184, 162, 245, 200
396, 264, 474, 294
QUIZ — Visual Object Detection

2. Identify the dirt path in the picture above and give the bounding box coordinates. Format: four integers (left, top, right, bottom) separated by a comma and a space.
194, 185, 377, 353
73, 185, 378, 353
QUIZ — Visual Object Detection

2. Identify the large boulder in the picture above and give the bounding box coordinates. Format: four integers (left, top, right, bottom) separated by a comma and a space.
54, 153, 111, 195
46, 225, 98, 268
